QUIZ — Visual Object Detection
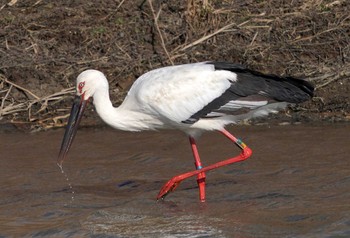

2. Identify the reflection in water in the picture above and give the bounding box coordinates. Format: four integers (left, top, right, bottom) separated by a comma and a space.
0, 124, 349, 237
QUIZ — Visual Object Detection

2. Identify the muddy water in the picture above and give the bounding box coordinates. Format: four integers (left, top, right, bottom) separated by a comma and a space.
0, 124, 349, 237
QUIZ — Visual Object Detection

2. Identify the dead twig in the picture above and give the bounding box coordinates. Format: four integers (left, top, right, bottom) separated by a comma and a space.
101, 0, 126, 20
0, 83, 75, 126
3, 78, 40, 100
176, 19, 250, 52
32, 87, 75, 115
147, 0, 174, 65
0, 85, 13, 117
77, 56, 109, 65
315, 70, 350, 89
178, 22, 236, 52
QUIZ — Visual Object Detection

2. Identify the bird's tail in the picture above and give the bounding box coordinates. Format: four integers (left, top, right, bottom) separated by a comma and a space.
262, 75, 314, 103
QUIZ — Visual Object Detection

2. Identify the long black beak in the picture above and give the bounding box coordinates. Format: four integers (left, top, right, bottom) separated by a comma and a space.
57, 95, 88, 167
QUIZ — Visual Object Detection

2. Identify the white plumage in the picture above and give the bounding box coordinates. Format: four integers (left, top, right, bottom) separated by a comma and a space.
76, 62, 297, 137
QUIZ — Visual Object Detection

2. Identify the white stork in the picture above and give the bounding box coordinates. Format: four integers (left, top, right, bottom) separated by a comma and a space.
58, 61, 314, 202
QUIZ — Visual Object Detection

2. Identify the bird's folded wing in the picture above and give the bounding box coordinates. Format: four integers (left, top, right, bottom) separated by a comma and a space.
132, 63, 236, 123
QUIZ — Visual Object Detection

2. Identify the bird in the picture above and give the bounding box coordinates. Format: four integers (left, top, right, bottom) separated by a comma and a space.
58, 61, 314, 202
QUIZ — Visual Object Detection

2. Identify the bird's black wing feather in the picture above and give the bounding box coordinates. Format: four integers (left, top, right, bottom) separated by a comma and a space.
182, 89, 242, 124
210, 61, 314, 101
182, 61, 314, 124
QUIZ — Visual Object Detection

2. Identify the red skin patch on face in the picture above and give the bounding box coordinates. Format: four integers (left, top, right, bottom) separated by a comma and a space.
78, 82, 85, 94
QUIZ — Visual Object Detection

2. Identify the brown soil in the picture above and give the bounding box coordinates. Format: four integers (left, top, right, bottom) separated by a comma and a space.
0, 0, 349, 131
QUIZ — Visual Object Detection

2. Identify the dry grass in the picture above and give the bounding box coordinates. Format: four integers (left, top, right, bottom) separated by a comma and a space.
0, 73, 75, 129
0, 0, 349, 130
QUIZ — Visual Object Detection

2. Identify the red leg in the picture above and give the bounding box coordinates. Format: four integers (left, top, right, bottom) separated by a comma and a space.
189, 137, 206, 202
157, 129, 252, 200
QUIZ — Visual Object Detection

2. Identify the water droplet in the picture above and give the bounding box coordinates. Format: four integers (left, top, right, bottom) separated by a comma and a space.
57, 163, 75, 204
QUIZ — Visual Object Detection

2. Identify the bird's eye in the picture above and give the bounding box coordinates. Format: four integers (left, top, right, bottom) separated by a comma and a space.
78, 82, 85, 94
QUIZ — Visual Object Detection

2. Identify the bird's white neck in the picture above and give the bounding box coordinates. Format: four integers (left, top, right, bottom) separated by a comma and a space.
92, 88, 163, 131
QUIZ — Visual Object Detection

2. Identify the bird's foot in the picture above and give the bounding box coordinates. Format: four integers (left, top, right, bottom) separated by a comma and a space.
157, 176, 182, 200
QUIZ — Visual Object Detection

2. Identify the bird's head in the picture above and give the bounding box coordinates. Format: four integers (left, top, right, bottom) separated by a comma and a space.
57, 69, 108, 167
76, 69, 108, 100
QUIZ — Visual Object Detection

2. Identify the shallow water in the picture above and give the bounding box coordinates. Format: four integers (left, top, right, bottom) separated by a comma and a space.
0, 124, 349, 237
